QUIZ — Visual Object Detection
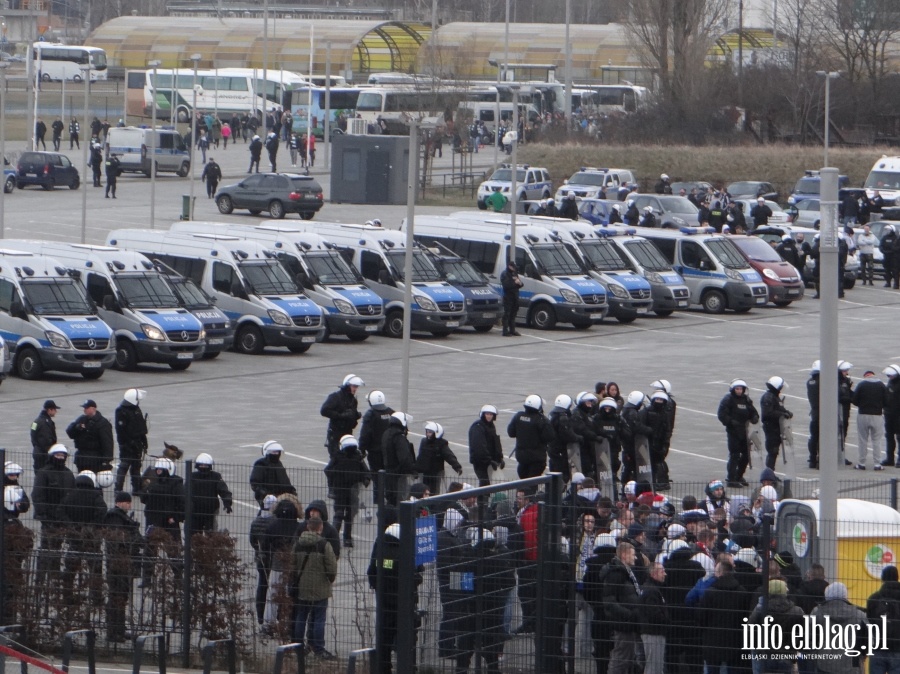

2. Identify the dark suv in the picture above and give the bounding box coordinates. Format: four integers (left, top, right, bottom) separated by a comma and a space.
16, 151, 80, 190
215, 173, 324, 220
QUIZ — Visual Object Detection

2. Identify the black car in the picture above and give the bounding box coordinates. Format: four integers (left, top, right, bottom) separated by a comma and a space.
726, 181, 778, 202
215, 173, 324, 220
16, 151, 80, 190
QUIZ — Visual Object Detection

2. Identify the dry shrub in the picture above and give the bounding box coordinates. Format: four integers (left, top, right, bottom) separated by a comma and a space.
190, 531, 250, 655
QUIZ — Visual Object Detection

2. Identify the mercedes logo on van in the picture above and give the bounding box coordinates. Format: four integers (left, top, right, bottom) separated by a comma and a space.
304, 315, 312, 326
592, 294, 599, 304
366, 305, 375, 315
181, 331, 189, 341
448, 301, 456, 311
87, 338, 97, 350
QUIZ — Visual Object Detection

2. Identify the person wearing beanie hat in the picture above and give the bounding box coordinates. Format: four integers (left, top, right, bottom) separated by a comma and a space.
794, 563, 829, 615
103, 487, 142, 642
813, 581, 867, 670
749, 578, 803, 668
31, 400, 60, 471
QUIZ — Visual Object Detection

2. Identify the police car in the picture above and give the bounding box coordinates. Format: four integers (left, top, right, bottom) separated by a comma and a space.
476, 164, 552, 210
554, 167, 636, 202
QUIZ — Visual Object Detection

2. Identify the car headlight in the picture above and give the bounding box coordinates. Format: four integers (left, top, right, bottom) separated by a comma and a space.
333, 298, 355, 315
645, 272, 664, 284
466, 298, 473, 306
763, 268, 780, 281
560, 288, 582, 304
199, 329, 206, 341
141, 324, 166, 341
724, 268, 742, 281
45, 331, 71, 349
609, 283, 630, 299
416, 295, 438, 312
267, 310, 292, 326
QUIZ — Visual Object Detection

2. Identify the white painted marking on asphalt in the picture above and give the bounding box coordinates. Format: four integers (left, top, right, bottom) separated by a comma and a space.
527, 334, 622, 350
418, 340, 537, 361
692, 314, 798, 329
283, 451, 328, 465
633, 326, 722, 339
234, 498, 260, 511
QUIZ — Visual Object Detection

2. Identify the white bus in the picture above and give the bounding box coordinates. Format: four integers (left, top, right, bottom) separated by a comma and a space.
283, 86, 362, 138
32, 43, 108, 82
141, 68, 309, 123
580, 85, 649, 115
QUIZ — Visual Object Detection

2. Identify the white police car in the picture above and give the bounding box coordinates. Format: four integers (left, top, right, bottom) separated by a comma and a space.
554, 167, 636, 202
476, 164, 552, 210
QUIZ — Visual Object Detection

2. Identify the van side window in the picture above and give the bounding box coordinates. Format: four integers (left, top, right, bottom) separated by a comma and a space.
650, 238, 676, 262
360, 250, 385, 281
159, 134, 174, 150
212, 262, 237, 294
514, 247, 529, 272
86, 273, 113, 306
680, 240, 712, 270
0, 279, 17, 312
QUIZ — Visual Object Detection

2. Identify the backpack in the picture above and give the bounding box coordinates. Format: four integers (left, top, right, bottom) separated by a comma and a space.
874, 596, 900, 648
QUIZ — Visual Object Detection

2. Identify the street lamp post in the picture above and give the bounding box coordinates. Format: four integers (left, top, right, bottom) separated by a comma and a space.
509, 84, 520, 255
816, 71, 840, 166
189, 53, 201, 221
148, 59, 161, 228
0, 62, 8, 238
79, 64, 90, 243
564, 0, 572, 129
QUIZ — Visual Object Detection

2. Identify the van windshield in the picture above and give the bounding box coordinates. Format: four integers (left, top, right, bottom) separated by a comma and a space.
433, 257, 488, 285
864, 171, 900, 190
21, 279, 92, 315
532, 243, 584, 275
706, 239, 750, 269
385, 250, 443, 282
731, 236, 783, 262
168, 277, 211, 309
579, 240, 631, 271
304, 251, 359, 285
621, 239, 673, 272
239, 260, 299, 295
116, 273, 180, 308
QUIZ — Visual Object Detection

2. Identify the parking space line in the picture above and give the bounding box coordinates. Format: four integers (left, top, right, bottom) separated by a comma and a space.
526, 334, 623, 350
284, 451, 328, 465
691, 314, 799, 329
418, 340, 537, 361
633, 326, 722, 339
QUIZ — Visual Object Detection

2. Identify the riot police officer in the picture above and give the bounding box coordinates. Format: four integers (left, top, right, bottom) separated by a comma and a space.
507, 395, 555, 479
190, 453, 233, 532
115, 389, 149, 493
548, 394, 579, 482
717, 380, 760, 487
761, 376, 792, 469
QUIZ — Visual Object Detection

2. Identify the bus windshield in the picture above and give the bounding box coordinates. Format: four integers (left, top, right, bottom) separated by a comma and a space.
621, 239, 673, 272
304, 251, 360, 285
21, 279, 93, 315
116, 274, 180, 308
385, 250, 443, 282
707, 239, 750, 269
168, 277, 212, 309
239, 260, 299, 295
356, 92, 383, 112
532, 244, 584, 275
433, 257, 488, 285
579, 240, 631, 272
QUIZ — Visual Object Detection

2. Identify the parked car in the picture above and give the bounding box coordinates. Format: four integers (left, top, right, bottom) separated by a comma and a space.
578, 198, 621, 225
3, 162, 15, 194
726, 181, 778, 202
476, 164, 552, 210
670, 181, 713, 199
733, 199, 791, 229
629, 194, 700, 229
753, 224, 858, 289
215, 173, 324, 219
787, 189, 870, 229
788, 170, 849, 204
16, 151, 80, 190
728, 234, 805, 306
554, 167, 636, 201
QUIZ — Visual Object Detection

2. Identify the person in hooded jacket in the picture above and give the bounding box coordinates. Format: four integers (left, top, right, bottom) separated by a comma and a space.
59, 471, 107, 601
190, 453, 233, 532
114, 389, 149, 493
297, 499, 341, 560
717, 380, 760, 487
548, 395, 579, 482
261, 497, 302, 630
383, 412, 416, 506
760, 376, 793, 469
469, 404, 504, 486
326, 435, 369, 548
697, 560, 750, 674
250, 441, 297, 507
662, 539, 705, 674
642, 391, 672, 490
508, 395, 555, 479
415, 422, 462, 494
571, 392, 599, 476
749, 579, 805, 671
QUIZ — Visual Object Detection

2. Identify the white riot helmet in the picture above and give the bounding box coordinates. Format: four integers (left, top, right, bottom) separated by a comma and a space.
884, 365, 900, 378
48, 443, 69, 458
4, 462, 22, 477
262, 440, 284, 456
262, 494, 278, 511
339, 435, 359, 451
598, 397, 618, 411
810, 360, 821, 374
342, 374, 364, 387
77, 470, 98, 488
365, 220, 374, 226
96, 470, 115, 488
154, 458, 175, 475
576, 391, 598, 406
524, 394, 543, 411
554, 394, 573, 410
651, 379, 672, 394
613, 203, 623, 213
730, 379, 748, 391
480, 404, 498, 417
391, 411, 411, 428
4, 485, 26, 512
385, 523, 401, 540
372, 219, 382, 227
767, 376, 785, 391
627, 199, 635, 208
124, 388, 147, 405
626, 391, 645, 407
196, 452, 214, 467
661, 173, 669, 181
650, 391, 669, 404
367, 390, 387, 409
424, 421, 444, 438
643, 205, 654, 213
838, 360, 853, 373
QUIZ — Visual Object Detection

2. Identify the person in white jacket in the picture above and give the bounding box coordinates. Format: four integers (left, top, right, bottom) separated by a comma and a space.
856, 224, 879, 285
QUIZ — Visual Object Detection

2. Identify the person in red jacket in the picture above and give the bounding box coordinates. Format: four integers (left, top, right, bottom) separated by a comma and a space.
513, 489, 540, 634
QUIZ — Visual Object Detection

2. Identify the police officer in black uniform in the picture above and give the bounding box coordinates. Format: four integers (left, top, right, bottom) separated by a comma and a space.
321, 374, 363, 458
66, 399, 114, 474
103, 492, 143, 642
500, 261, 523, 337
468, 404, 504, 487
644, 391, 673, 490
595, 396, 622, 480
807, 361, 821, 469
382, 412, 416, 506
249, 441, 297, 507
548, 394, 578, 482
571, 392, 600, 477
115, 389, 149, 493
31, 399, 59, 471
141, 458, 185, 542
359, 390, 394, 486
190, 453, 233, 532
32, 444, 76, 579
760, 376, 792, 469
507, 395, 555, 479
717, 379, 759, 487
104, 153, 121, 198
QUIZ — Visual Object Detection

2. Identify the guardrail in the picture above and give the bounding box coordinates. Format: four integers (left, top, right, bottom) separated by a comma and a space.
132, 633, 167, 674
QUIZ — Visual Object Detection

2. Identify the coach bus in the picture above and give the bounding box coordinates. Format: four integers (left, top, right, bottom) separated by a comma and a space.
283, 86, 362, 138
33, 43, 108, 82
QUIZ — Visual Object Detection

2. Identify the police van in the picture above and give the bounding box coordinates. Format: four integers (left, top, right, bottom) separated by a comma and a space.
2, 241, 204, 370
635, 227, 769, 313
476, 164, 553, 211
297, 222, 467, 338
106, 126, 191, 177
592, 226, 691, 317
526, 219, 655, 323
0, 248, 115, 379
168, 221, 385, 341
106, 229, 325, 354
409, 216, 609, 329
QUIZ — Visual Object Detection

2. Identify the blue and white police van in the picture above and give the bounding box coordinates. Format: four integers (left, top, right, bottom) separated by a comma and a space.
299, 222, 467, 338
168, 221, 385, 341
410, 216, 609, 329
107, 229, 325, 354
2, 241, 203, 371
0, 248, 115, 379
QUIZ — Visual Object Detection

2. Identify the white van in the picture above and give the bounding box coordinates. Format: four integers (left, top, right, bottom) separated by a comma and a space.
297, 222, 468, 338
1, 241, 204, 370
636, 227, 769, 313
408, 216, 609, 329
457, 101, 540, 134
107, 229, 325, 354
168, 221, 385, 341
106, 126, 191, 177
0, 248, 115, 380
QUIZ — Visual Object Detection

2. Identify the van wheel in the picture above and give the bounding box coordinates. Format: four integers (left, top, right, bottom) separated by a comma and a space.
571, 320, 592, 329
4, 176, 15, 193
81, 369, 104, 380
169, 360, 192, 370
202, 351, 221, 360
269, 200, 285, 219
529, 302, 557, 330
701, 290, 727, 314
473, 324, 494, 333
347, 333, 370, 342
41, 180, 54, 191
42, 73, 52, 82
616, 313, 637, 324
69, 177, 79, 190
383, 310, 404, 338
300, 212, 315, 220
115, 339, 139, 371
654, 310, 674, 317
236, 324, 265, 354
287, 344, 311, 353
176, 162, 189, 178
217, 195, 234, 214
16, 347, 44, 380
773, 300, 792, 307
176, 106, 191, 124
843, 277, 856, 290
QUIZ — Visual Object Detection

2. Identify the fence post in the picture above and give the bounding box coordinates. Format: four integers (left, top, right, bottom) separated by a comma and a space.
61, 629, 96, 674
783, 478, 792, 500
200, 639, 236, 674
892, 478, 898, 511
374, 470, 386, 674
271, 642, 305, 674
132, 633, 167, 674
346, 647, 375, 674
0, 448, 5, 626
395, 500, 417, 674
182, 459, 193, 667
